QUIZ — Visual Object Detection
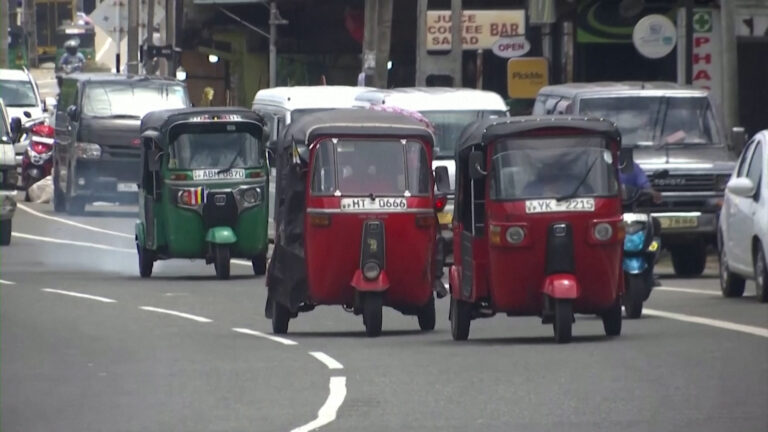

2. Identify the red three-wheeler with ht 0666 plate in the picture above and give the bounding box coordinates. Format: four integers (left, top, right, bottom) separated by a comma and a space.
436, 116, 625, 343
266, 108, 443, 337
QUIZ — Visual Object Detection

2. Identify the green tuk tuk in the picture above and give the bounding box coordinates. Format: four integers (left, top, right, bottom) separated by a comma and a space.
136, 108, 270, 280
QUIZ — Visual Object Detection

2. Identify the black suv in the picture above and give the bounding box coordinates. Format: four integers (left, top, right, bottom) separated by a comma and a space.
53, 73, 189, 214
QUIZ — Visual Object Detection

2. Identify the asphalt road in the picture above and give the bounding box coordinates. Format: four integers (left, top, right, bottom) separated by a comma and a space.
2, 202, 767, 432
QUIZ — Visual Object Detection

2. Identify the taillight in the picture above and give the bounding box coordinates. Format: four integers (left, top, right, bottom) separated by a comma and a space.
30, 124, 54, 137
30, 141, 52, 154
415, 214, 433, 228
170, 172, 190, 181
434, 195, 447, 212
309, 214, 331, 227
248, 171, 263, 178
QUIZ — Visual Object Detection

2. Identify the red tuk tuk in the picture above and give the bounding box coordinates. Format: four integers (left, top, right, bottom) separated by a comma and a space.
438, 117, 624, 343
266, 109, 441, 336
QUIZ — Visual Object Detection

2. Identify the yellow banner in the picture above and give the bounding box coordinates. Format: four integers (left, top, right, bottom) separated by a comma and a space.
426, 10, 526, 51
507, 58, 549, 99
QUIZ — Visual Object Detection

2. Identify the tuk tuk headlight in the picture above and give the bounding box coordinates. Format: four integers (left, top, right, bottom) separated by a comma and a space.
239, 187, 262, 206
505, 226, 525, 244
594, 222, 613, 241
74, 142, 102, 159
362, 262, 381, 280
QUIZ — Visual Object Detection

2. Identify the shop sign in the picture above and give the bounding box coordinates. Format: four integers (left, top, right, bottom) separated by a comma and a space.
632, 14, 677, 59
507, 57, 549, 99
691, 9, 722, 110
491, 37, 531, 58
426, 10, 526, 51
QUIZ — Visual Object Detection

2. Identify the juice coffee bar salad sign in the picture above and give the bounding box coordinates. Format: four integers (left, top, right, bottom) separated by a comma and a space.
426, 10, 526, 51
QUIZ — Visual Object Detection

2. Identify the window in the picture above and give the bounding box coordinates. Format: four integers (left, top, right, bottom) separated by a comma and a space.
310, 140, 336, 195
0, 80, 38, 107
405, 141, 430, 195
169, 123, 263, 170
746, 142, 763, 187
83, 82, 188, 118
738, 138, 758, 177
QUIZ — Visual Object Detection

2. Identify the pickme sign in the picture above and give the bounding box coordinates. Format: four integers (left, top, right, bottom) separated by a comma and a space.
426, 10, 526, 51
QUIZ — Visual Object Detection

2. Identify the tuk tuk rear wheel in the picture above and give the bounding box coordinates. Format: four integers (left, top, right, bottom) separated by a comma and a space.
213, 244, 231, 280
271, 300, 290, 334
553, 300, 573, 344
137, 244, 153, 278
252, 254, 267, 276
624, 275, 645, 319
362, 292, 383, 337
450, 297, 471, 341
417, 295, 436, 331
601, 298, 622, 336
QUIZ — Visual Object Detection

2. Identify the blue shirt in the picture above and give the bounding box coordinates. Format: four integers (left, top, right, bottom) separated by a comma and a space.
619, 162, 651, 189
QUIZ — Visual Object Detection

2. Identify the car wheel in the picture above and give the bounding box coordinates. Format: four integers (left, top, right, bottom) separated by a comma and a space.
417, 294, 436, 331
719, 244, 745, 297
671, 245, 706, 277
755, 243, 768, 303
0, 220, 11, 246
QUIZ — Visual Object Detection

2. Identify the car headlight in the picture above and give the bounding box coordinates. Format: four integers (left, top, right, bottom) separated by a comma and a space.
362, 262, 381, 280
74, 142, 102, 159
594, 222, 613, 241
624, 230, 646, 252
505, 226, 525, 244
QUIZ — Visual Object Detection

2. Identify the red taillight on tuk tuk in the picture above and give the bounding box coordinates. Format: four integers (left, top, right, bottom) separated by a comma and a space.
170, 173, 190, 181
309, 213, 331, 227
434, 195, 447, 212
415, 214, 434, 228
248, 171, 263, 178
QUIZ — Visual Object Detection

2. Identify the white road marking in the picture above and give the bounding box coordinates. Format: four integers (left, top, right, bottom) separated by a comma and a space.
0, 279, 16, 285
308, 352, 344, 370
232, 259, 251, 267
13, 232, 133, 252
139, 306, 212, 323
42, 288, 117, 303
231, 327, 298, 346
645, 308, 768, 338
656, 286, 720, 296
17, 204, 134, 238
291, 376, 347, 432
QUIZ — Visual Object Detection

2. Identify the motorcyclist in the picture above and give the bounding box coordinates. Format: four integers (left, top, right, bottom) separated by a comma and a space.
58, 39, 85, 73
619, 151, 662, 204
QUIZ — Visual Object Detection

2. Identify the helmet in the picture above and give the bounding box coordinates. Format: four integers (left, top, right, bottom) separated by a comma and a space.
64, 38, 80, 55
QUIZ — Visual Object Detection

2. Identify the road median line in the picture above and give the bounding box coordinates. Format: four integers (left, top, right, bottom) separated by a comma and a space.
42, 288, 117, 303
139, 306, 213, 323
656, 286, 720, 296
0, 279, 17, 285
17, 204, 134, 238
13, 232, 133, 252
232, 327, 298, 346
644, 308, 768, 338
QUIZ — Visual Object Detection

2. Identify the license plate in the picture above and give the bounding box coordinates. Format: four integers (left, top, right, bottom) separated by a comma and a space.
437, 210, 453, 225
658, 216, 698, 229
525, 198, 595, 214
193, 169, 245, 180
117, 182, 138, 192
340, 197, 408, 212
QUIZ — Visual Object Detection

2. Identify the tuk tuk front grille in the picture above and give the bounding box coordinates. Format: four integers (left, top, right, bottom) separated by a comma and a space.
202, 191, 238, 228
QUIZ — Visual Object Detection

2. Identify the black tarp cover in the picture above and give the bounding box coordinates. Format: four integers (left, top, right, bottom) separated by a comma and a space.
266, 108, 435, 313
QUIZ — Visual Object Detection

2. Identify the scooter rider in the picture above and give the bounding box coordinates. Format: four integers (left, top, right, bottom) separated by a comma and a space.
59, 39, 85, 73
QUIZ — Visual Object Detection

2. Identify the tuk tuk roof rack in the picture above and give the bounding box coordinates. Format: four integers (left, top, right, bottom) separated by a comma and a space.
141, 107, 265, 140
280, 108, 436, 150
457, 115, 622, 152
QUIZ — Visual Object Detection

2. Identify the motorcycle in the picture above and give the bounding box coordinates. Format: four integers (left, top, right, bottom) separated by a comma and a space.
621, 182, 664, 319
20, 122, 55, 200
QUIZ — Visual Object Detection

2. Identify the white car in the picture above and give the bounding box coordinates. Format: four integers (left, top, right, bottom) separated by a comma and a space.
0, 68, 53, 164
719, 129, 767, 302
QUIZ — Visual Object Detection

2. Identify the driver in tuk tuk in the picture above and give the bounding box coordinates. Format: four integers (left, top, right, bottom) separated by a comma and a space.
188, 134, 246, 169
522, 155, 590, 198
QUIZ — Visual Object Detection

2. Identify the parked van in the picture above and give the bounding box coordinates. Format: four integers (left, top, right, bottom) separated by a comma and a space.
533, 82, 739, 276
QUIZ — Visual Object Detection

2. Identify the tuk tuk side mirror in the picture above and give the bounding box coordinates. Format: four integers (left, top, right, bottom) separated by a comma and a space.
730, 127, 746, 154
468, 151, 487, 180
296, 145, 309, 165
434, 166, 451, 193
9, 117, 22, 142
66, 105, 79, 121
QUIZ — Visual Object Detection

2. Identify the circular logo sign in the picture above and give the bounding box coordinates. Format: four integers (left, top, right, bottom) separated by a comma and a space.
492, 37, 531, 58
632, 14, 677, 59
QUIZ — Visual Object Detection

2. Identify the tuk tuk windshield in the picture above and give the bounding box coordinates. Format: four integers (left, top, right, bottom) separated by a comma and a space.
491, 137, 618, 200
311, 139, 430, 196
169, 123, 263, 170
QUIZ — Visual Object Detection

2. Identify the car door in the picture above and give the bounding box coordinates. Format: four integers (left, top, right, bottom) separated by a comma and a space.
728, 138, 762, 272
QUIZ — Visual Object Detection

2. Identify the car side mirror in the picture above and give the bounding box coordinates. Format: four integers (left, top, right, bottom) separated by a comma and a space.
730, 127, 746, 153
45, 97, 57, 113
726, 177, 756, 198
66, 105, 78, 121
9, 116, 22, 141
468, 150, 486, 180
434, 165, 451, 193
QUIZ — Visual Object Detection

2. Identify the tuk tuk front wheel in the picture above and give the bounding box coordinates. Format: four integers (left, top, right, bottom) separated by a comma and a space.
624, 274, 645, 319
450, 296, 471, 341
362, 292, 383, 337
213, 244, 231, 280
417, 295, 436, 331
271, 299, 290, 334
553, 300, 573, 344
252, 254, 267, 276
601, 298, 622, 336
137, 244, 154, 278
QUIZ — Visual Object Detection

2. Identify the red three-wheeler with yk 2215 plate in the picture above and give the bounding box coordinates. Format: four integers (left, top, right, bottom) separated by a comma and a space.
436, 116, 625, 343
266, 109, 444, 337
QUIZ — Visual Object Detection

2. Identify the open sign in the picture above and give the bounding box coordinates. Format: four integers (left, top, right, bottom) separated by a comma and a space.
491, 37, 530, 58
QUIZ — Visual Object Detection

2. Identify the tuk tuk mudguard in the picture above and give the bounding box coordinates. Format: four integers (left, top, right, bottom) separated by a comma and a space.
350, 270, 390, 292
205, 226, 237, 244
541, 274, 581, 299
135, 221, 146, 247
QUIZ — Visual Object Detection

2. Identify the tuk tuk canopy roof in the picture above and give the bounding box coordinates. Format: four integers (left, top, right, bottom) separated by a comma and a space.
280, 108, 436, 150
457, 116, 621, 153
141, 107, 264, 145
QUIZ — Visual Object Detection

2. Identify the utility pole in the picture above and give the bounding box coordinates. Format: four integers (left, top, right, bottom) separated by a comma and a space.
165, 0, 176, 75
720, 0, 739, 133
415, 0, 462, 87
373, 0, 393, 88
143, 0, 157, 74
0, 0, 8, 68
361, 0, 377, 86
24, 0, 38, 67
127, 0, 139, 74
268, 2, 289, 88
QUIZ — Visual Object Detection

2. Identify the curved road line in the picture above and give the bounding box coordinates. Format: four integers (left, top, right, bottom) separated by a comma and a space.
232, 327, 298, 346
139, 306, 213, 323
309, 352, 344, 370
291, 376, 347, 432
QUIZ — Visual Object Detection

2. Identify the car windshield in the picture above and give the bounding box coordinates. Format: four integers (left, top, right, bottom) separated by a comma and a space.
0, 115, 10, 144
579, 96, 719, 147
83, 82, 188, 118
0, 80, 37, 107
170, 123, 263, 170
491, 137, 618, 200
422, 110, 506, 158
311, 139, 430, 196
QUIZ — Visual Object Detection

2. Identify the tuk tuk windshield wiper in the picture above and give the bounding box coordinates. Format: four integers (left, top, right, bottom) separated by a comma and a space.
216, 145, 245, 175
556, 155, 600, 202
